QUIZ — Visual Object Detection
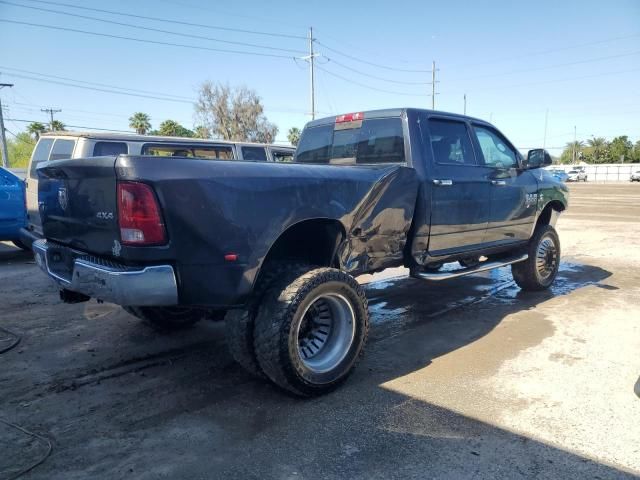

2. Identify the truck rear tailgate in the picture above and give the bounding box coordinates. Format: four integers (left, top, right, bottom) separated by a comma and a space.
38, 156, 120, 257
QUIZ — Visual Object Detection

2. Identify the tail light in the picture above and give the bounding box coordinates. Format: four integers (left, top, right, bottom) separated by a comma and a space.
117, 181, 167, 246
335, 112, 364, 123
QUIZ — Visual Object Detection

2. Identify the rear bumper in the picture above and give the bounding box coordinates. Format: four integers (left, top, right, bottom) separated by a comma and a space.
32, 239, 178, 306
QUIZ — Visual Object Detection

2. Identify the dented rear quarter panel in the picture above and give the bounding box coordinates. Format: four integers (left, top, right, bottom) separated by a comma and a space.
115, 155, 419, 306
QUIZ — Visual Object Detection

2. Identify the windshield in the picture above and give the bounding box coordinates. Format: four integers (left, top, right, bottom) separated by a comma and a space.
295, 117, 405, 165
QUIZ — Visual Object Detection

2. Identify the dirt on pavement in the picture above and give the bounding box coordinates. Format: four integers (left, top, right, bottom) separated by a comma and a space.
1, 183, 639, 479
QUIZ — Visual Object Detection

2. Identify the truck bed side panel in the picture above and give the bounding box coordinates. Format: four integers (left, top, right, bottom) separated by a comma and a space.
115, 156, 419, 306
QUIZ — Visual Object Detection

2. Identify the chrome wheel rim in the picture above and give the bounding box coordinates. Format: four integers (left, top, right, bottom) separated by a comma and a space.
536, 236, 558, 281
296, 293, 356, 374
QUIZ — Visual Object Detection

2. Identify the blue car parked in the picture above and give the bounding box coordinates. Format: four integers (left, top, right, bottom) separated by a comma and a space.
0, 167, 28, 250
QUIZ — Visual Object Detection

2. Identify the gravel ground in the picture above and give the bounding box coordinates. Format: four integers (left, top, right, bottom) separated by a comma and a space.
1, 183, 639, 479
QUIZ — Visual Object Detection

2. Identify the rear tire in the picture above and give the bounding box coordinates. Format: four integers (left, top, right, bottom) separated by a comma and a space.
225, 263, 309, 378
124, 306, 209, 330
253, 268, 369, 397
512, 225, 561, 291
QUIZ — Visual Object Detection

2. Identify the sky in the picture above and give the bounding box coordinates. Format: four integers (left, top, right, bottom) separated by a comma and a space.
0, 0, 639, 152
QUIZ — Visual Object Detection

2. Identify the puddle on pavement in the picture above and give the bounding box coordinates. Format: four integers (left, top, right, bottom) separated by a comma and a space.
364, 261, 611, 338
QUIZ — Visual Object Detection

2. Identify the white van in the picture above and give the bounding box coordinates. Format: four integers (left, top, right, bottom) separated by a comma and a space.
21, 132, 295, 247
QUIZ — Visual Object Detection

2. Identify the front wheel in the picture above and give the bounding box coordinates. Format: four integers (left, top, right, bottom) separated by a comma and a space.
253, 268, 369, 397
511, 225, 561, 291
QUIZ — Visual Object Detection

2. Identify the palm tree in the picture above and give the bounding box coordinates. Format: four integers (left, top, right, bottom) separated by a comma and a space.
587, 137, 607, 162
287, 127, 301, 146
128, 112, 151, 135
26, 122, 46, 139
50, 120, 65, 131
565, 140, 584, 163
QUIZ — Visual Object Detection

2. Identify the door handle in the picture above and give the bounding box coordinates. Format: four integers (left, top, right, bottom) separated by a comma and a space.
433, 179, 453, 186
491, 180, 506, 186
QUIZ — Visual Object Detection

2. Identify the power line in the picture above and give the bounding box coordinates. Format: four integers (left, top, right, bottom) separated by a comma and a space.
0, 71, 317, 115
15, 0, 307, 39
315, 40, 431, 73
460, 67, 640, 94
449, 32, 640, 69
0, 1, 306, 54
326, 58, 429, 86
0, 66, 193, 101
448, 50, 640, 84
315, 65, 424, 97
0, 19, 297, 59
4, 72, 195, 104
7, 117, 131, 133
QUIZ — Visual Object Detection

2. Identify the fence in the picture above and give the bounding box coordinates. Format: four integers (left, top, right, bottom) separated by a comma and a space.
550, 164, 640, 183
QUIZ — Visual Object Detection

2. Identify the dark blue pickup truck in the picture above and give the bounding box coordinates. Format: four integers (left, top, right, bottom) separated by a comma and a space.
33, 108, 568, 396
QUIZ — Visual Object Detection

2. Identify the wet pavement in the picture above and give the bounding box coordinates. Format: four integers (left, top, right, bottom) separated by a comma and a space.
1, 183, 639, 479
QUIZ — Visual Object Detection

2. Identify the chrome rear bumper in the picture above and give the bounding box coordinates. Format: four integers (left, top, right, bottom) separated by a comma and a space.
33, 239, 178, 306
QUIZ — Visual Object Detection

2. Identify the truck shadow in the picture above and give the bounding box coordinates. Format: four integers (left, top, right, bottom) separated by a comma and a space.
4, 261, 628, 479
0, 241, 32, 262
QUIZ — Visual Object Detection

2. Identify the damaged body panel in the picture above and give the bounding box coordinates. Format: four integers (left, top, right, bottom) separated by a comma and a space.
36, 107, 567, 310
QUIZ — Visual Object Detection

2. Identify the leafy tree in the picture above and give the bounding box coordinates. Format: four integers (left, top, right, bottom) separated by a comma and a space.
193, 125, 209, 139
7, 132, 35, 168
129, 112, 151, 135
26, 122, 46, 140
194, 81, 278, 143
287, 127, 301, 147
587, 137, 608, 163
50, 120, 65, 131
609, 136, 633, 163
560, 140, 584, 164
156, 119, 194, 137
633, 140, 640, 163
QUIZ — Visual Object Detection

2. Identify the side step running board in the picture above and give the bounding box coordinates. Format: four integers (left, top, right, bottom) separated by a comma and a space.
412, 253, 528, 281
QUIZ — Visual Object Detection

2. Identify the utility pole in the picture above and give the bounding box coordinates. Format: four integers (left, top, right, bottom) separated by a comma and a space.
542, 109, 549, 150
0, 83, 13, 168
572, 125, 577, 164
463, 94, 467, 115
431, 61, 439, 109
303, 27, 317, 120
41, 107, 62, 130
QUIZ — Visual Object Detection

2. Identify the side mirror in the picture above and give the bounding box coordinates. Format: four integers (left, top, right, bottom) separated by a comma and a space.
526, 149, 553, 169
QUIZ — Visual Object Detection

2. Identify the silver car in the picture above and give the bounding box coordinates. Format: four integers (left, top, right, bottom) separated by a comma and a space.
631, 170, 640, 182
21, 132, 295, 247
567, 169, 588, 182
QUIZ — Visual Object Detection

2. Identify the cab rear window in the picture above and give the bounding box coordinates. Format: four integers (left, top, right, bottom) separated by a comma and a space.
295, 118, 405, 165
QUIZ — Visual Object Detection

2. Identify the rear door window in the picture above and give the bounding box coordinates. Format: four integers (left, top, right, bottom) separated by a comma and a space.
29, 138, 54, 179
142, 144, 234, 160
295, 117, 405, 165
427, 119, 477, 166
93, 141, 128, 156
49, 139, 76, 161
241, 146, 268, 161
